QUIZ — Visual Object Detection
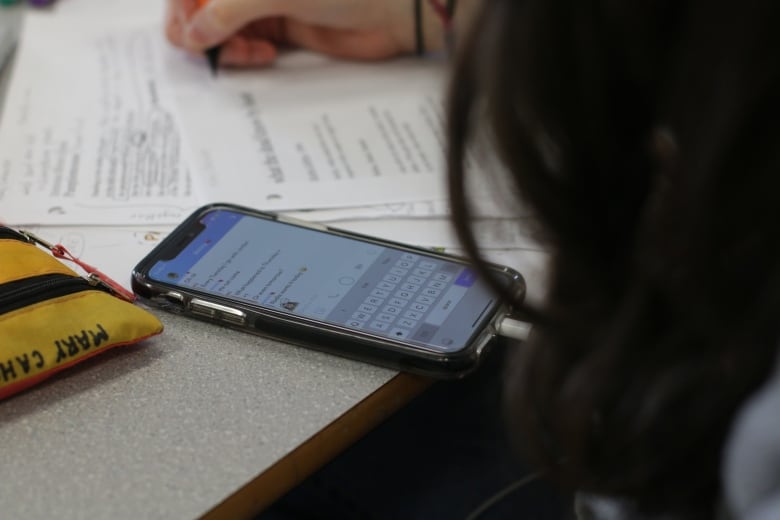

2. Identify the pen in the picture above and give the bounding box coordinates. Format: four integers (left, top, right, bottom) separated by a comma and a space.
196, 0, 221, 77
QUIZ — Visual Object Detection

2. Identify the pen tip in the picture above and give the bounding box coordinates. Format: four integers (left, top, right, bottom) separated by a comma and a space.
205, 46, 221, 78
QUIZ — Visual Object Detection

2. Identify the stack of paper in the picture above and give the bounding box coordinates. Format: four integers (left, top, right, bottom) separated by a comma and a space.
0, 0, 548, 303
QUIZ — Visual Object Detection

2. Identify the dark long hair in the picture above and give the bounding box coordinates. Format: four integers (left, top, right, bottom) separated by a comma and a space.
448, 0, 780, 515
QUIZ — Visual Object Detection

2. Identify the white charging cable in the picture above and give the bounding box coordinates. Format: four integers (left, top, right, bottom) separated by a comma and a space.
496, 316, 533, 341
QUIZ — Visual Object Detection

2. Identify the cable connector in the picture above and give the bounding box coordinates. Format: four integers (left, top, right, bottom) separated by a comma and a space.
497, 317, 533, 341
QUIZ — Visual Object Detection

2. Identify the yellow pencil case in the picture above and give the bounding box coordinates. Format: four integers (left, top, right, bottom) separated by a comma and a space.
0, 227, 163, 400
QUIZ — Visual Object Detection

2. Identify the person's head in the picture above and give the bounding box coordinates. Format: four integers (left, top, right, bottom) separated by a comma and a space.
447, 0, 780, 515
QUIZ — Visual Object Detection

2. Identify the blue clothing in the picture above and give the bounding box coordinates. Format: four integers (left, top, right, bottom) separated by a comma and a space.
723, 359, 780, 519
575, 359, 780, 520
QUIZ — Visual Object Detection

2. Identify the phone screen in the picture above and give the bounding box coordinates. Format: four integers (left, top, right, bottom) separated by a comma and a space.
147, 209, 502, 353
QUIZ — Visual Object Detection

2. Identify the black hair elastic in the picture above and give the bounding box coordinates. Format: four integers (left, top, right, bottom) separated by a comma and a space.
446, 0, 457, 18
414, 0, 425, 56
417, 0, 458, 56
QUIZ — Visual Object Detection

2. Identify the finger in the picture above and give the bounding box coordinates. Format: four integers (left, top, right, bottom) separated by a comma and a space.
166, 19, 185, 48
242, 17, 288, 45
167, 0, 200, 26
180, 0, 201, 19
286, 24, 401, 61
218, 37, 279, 67
165, 4, 185, 47
166, 0, 203, 48
184, 0, 291, 50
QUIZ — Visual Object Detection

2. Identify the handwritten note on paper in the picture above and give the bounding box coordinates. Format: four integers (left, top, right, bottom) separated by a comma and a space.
0, 12, 201, 226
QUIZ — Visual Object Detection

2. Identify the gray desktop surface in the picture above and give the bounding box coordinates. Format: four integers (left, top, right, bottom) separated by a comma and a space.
0, 311, 396, 519
0, 14, 398, 519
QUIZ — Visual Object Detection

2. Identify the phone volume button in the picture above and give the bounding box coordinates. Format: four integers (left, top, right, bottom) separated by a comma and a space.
164, 291, 184, 303
220, 309, 246, 325
190, 299, 217, 318
190, 298, 246, 325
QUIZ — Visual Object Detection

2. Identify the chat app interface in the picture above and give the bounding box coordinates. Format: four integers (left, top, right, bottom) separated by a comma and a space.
149, 210, 497, 352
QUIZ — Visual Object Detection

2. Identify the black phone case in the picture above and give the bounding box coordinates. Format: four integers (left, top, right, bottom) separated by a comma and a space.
131, 203, 525, 379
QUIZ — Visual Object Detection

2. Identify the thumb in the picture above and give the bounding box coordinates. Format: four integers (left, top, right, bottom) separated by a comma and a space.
185, 0, 292, 49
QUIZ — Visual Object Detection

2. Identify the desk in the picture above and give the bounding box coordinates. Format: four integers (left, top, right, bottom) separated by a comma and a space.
0, 313, 429, 519
0, 16, 430, 518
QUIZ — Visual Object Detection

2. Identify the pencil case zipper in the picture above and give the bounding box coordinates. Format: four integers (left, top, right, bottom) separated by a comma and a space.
1, 228, 109, 313
0, 273, 106, 315
0, 227, 27, 241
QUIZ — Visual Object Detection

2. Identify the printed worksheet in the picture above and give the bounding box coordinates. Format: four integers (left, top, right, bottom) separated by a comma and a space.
165, 49, 455, 209
0, 0, 491, 225
0, 8, 203, 225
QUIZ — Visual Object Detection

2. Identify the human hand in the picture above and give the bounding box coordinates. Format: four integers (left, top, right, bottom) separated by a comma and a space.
165, 0, 437, 68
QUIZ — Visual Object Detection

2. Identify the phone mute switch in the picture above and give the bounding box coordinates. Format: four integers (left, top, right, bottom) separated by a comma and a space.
190, 299, 246, 325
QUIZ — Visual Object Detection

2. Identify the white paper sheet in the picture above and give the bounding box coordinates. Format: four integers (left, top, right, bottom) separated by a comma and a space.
165, 49, 458, 211
0, 0, 488, 225
0, 9, 206, 226
18, 225, 173, 289
284, 195, 533, 222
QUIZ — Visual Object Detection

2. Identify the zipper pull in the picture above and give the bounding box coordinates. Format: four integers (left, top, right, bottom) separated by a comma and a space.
18, 229, 56, 249
84, 272, 137, 303
18, 229, 137, 303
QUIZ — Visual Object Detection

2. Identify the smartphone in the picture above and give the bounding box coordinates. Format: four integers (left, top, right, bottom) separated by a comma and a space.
132, 203, 525, 378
